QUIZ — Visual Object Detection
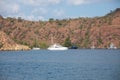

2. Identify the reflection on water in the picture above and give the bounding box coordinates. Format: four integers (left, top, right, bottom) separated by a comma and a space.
0, 49, 120, 80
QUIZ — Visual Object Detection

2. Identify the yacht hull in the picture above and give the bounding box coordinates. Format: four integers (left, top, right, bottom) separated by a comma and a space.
48, 47, 68, 50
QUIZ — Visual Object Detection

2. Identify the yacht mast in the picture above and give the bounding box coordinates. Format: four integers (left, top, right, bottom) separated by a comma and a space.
51, 35, 54, 44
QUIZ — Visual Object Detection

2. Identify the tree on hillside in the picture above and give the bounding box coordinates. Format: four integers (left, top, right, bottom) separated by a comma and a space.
63, 36, 72, 47
49, 18, 54, 21
18, 17, 22, 22
39, 42, 48, 49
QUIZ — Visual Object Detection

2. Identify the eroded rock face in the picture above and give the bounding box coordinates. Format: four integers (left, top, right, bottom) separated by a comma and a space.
0, 8, 120, 48
0, 31, 30, 51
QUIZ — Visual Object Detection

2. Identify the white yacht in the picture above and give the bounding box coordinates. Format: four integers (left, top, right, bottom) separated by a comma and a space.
48, 43, 68, 50
108, 43, 117, 49
47, 35, 68, 50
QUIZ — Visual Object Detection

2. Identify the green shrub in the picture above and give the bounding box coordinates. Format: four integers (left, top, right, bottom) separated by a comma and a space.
39, 42, 48, 49
63, 36, 72, 47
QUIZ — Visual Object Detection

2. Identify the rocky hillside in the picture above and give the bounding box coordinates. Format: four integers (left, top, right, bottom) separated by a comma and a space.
0, 8, 120, 48
0, 31, 30, 50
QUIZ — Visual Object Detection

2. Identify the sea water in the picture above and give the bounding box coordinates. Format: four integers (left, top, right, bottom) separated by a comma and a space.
0, 49, 120, 80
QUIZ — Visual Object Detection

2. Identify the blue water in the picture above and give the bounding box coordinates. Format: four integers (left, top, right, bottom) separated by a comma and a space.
0, 49, 120, 80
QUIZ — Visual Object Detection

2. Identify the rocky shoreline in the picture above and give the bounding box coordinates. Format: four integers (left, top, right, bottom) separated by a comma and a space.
0, 44, 30, 51
0, 31, 30, 51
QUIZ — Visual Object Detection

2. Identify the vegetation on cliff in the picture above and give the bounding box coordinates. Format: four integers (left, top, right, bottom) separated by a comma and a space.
0, 8, 120, 49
